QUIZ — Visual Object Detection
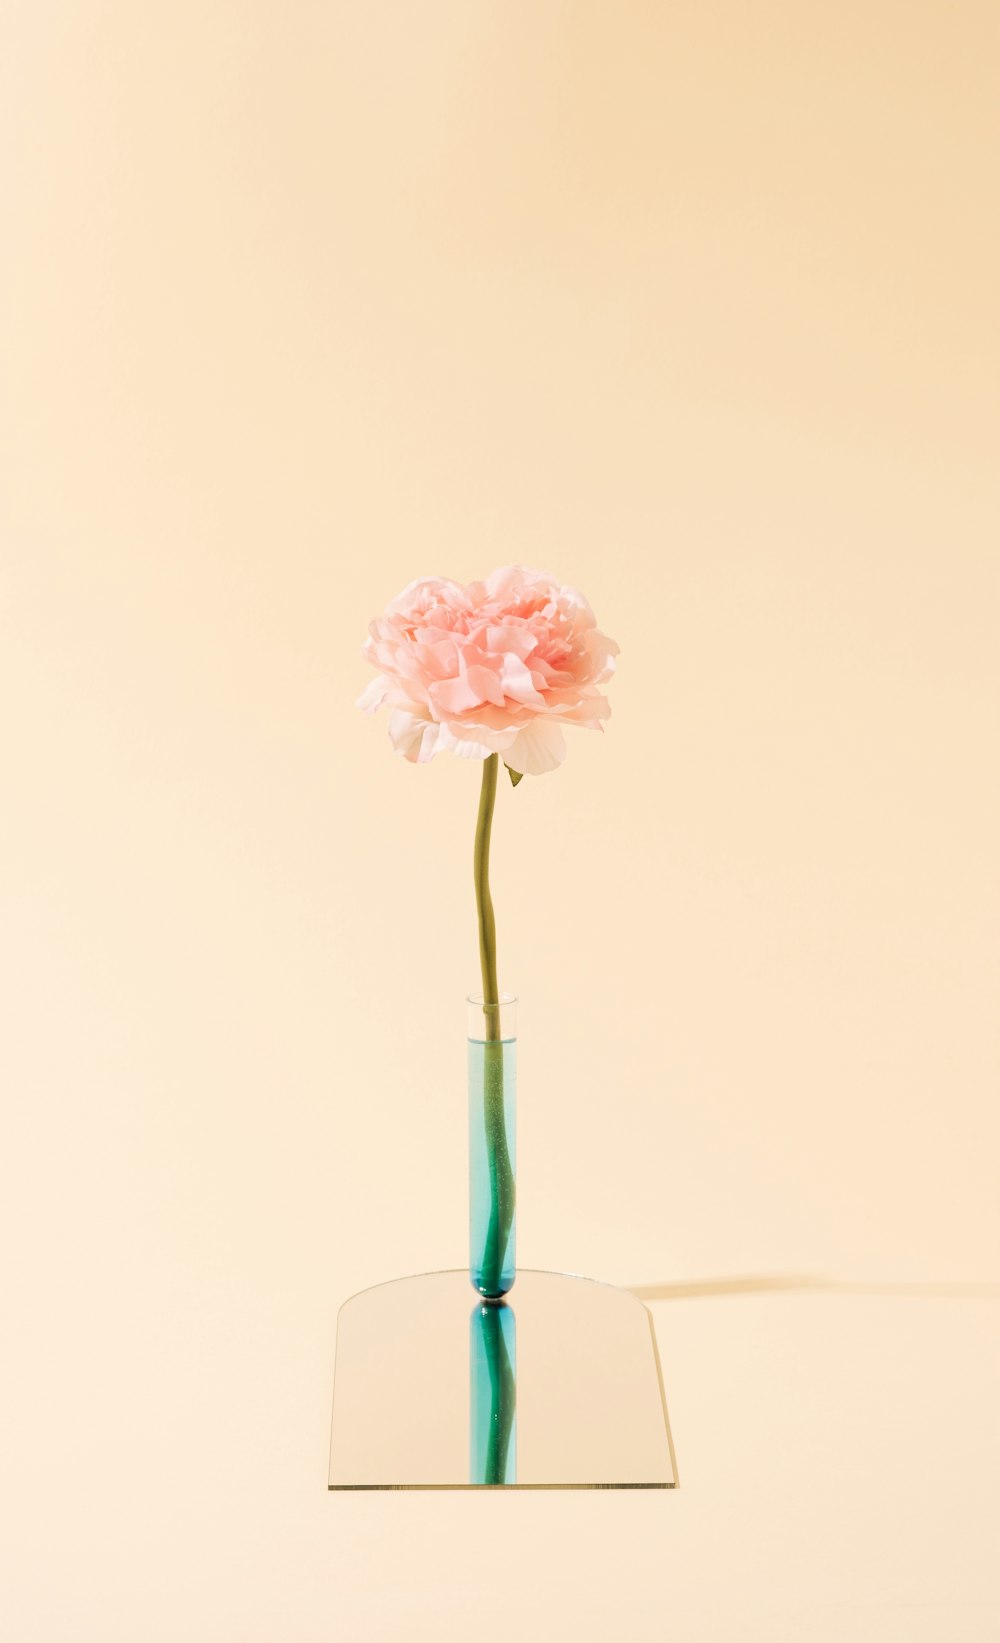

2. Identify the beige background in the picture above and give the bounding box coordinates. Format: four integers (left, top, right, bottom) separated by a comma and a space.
2, 3, 998, 1639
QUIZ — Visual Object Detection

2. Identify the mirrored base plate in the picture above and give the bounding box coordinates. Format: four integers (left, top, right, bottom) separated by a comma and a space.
329, 1268, 678, 1490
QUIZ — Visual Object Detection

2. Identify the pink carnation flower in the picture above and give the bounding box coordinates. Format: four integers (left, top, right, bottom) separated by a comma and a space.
357, 565, 619, 775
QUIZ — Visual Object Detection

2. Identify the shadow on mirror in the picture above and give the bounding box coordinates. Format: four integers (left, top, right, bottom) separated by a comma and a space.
629, 1274, 1000, 1302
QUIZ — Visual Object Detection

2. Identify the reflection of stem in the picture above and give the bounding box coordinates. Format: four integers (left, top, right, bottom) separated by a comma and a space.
474, 754, 515, 1294
481, 1304, 516, 1485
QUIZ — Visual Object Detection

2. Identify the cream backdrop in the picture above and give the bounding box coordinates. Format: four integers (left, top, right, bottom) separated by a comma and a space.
2, 3, 998, 1640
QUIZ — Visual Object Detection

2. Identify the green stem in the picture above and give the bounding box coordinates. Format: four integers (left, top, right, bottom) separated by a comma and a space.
473, 754, 516, 1295
474, 753, 500, 1041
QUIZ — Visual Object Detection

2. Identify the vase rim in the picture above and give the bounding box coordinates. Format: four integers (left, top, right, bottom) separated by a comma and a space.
466, 990, 517, 1006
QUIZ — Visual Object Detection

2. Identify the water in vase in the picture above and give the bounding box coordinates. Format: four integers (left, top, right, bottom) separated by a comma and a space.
468, 1032, 516, 1298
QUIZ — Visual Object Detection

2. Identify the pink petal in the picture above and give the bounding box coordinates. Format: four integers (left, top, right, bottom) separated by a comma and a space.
504, 718, 567, 776
465, 664, 505, 707
484, 623, 539, 662
356, 676, 390, 714
388, 708, 443, 763
439, 721, 516, 759
500, 653, 546, 707
428, 674, 484, 714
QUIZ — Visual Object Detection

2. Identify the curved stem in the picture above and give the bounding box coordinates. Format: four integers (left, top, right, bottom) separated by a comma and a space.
474, 754, 500, 1040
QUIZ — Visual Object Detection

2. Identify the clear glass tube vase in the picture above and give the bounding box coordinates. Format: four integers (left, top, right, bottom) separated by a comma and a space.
467, 992, 517, 1299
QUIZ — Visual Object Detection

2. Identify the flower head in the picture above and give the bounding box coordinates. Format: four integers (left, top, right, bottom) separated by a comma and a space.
358, 566, 618, 775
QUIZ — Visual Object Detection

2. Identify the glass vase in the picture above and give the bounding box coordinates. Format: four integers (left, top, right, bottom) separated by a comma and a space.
468, 992, 517, 1299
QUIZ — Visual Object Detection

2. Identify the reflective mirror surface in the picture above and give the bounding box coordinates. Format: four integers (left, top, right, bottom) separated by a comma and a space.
329, 1269, 677, 1489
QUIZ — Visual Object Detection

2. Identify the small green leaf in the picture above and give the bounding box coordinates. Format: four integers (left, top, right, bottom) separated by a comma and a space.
505, 764, 524, 787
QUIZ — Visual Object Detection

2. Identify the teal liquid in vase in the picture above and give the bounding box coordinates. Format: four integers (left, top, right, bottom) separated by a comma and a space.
468, 998, 517, 1299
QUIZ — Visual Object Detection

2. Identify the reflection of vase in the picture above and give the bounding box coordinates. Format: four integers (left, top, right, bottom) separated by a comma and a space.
468, 993, 516, 1298
470, 1300, 517, 1485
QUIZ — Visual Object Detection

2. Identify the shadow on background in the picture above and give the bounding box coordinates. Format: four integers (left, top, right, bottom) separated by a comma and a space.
630, 1274, 1000, 1302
